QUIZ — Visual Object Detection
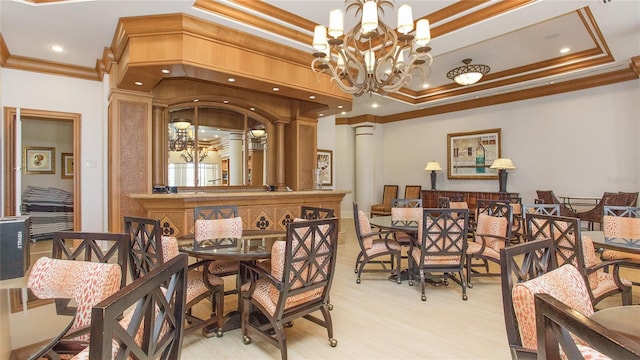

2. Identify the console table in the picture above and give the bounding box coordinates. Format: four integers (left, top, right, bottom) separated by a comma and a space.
421, 190, 519, 211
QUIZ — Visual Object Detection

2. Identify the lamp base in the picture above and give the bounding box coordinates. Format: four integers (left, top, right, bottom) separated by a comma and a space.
430, 171, 437, 191
498, 169, 508, 193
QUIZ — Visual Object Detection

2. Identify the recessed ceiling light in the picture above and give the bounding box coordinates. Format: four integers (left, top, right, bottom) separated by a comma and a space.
560, 47, 570, 54
319, 113, 324, 117
51, 45, 63, 53
228, 78, 236, 82
338, 105, 343, 109
309, 95, 316, 100
223, 100, 229, 104
371, 103, 379, 108
193, 99, 199, 102
134, 81, 143, 86
341, 111, 346, 115
422, 83, 429, 89
250, 107, 255, 111
161, 69, 170, 74
549, 81, 555, 84
272, 87, 280, 91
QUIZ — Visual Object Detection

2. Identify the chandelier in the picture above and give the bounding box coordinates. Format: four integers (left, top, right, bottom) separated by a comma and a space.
447, 58, 490, 86
168, 120, 208, 163
311, 0, 433, 97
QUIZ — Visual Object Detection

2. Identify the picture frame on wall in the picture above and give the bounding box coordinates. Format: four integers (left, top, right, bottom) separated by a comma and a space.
61, 153, 74, 179
24, 147, 55, 174
447, 128, 501, 180
317, 149, 333, 186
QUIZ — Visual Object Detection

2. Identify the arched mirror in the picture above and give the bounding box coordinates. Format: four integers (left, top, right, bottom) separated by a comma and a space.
166, 104, 268, 187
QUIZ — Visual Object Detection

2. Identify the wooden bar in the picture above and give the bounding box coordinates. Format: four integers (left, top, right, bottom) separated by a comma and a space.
129, 190, 348, 239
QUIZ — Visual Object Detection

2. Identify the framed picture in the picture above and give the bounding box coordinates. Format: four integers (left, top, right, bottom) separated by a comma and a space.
447, 128, 501, 180
317, 149, 333, 186
61, 153, 74, 179
24, 147, 55, 174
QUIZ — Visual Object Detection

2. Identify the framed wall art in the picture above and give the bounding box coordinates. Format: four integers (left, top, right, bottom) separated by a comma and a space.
61, 153, 74, 179
317, 149, 333, 186
447, 128, 501, 180
24, 147, 55, 174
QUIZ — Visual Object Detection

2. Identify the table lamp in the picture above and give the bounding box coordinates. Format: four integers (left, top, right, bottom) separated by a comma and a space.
424, 161, 442, 191
490, 158, 516, 192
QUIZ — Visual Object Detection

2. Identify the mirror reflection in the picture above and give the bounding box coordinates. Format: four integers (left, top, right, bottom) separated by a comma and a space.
166, 105, 267, 187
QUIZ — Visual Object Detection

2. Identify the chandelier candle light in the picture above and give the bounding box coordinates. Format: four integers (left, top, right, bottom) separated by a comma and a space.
424, 161, 442, 191
490, 158, 516, 193
311, 0, 433, 96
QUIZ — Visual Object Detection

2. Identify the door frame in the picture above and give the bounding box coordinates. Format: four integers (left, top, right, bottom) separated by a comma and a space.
3, 107, 81, 230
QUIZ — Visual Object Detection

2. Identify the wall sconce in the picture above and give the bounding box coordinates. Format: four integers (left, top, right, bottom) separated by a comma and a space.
424, 161, 442, 191
490, 158, 516, 192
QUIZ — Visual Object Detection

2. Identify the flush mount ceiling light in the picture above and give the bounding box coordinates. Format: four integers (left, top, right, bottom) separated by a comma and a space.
311, 0, 433, 97
447, 58, 490, 86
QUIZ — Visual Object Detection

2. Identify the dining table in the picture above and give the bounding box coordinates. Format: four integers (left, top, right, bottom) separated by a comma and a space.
179, 229, 285, 336
589, 305, 640, 343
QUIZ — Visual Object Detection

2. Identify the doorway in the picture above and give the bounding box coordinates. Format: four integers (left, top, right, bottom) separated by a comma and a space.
3, 107, 81, 232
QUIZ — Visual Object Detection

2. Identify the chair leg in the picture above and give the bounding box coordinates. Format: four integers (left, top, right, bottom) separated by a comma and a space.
212, 285, 224, 337
395, 251, 402, 284
466, 254, 473, 288
273, 320, 288, 360
459, 270, 468, 301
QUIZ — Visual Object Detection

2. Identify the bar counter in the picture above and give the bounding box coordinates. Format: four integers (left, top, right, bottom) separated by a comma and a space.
129, 190, 349, 238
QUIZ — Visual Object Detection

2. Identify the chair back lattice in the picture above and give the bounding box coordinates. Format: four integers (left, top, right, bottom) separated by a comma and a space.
193, 217, 243, 250
300, 206, 335, 220
194, 205, 239, 220
525, 213, 584, 271
499, 239, 557, 358
52, 231, 129, 315
603, 205, 640, 218
417, 209, 469, 266
437, 196, 450, 208
275, 217, 339, 318
602, 206, 640, 239
124, 216, 164, 281
523, 204, 561, 216
476, 200, 513, 239
392, 198, 422, 208
88, 254, 188, 360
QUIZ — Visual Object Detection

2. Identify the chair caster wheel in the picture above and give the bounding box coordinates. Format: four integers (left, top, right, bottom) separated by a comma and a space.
356, 278, 361, 284
421, 294, 426, 301
243, 335, 252, 345
327, 304, 334, 311
329, 338, 337, 347
354, 269, 358, 273
408, 280, 413, 286
463, 294, 468, 301
216, 329, 224, 337
468, 283, 473, 289
284, 321, 294, 328
444, 279, 449, 286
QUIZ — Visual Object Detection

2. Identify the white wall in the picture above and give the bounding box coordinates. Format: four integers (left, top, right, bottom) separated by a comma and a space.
1, 69, 107, 231
331, 81, 640, 216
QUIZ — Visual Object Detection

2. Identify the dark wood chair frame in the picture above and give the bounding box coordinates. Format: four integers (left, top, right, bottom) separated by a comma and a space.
437, 196, 450, 208
300, 205, 335, 220
535, 190, 577, 218
408, 208, 469, 301
353, 202, 402, 284
240, 218, 339, 360
601, 205, 640, 286
499, 238, 557, 360
194, 205, 239, 220
88, 254, 188, 360
534, 293, 640, 360
392, 198, 422, 208
370, 185, 399, 217
52, 231, 129, 316
124, 216, 220, 336
525, 213, 632, 308
466, 201, 512, 287
577, 192, 630, 230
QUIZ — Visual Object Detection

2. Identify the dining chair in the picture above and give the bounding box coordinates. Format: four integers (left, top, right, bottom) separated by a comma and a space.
520, 203, 561, 241
51, 231, 129, 315
370, 185, 399, 217
300, 205, 335, 220
353, 202, 402, 284
577, 192, 630, 230
77, 254, 188, 360
499, 238, 557, 359
194, 205, 239, 221
525, 213, 632, 308
408, 208, 469, 301
600, 205, 640, 286
535, 190, 577, 218
26, 257, 122, 359
391, 199, 422, 249
534, 293, 640, 360
437, 196, 450, 208
240, 217, 339, 360
124, 216, 221, 337
466, 201, 512, 287
511, 264, 599, 358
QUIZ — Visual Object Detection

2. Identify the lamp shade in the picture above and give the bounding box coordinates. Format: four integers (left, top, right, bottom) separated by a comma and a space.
490, 158, 516, 170
250, 129, 266, 138
173, 120, 191, 130
424, 161, 442, 171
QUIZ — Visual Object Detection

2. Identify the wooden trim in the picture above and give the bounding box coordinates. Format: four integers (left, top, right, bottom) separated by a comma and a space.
3, 55, 99, 81
0, 33, 9, 66
2, 108, 82, 230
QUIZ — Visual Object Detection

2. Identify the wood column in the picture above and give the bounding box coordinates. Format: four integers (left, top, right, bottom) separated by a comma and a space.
151, 105, 166, 187
276, 121, 286, 189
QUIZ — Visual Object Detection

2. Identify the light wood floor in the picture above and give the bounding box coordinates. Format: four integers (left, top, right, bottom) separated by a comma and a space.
180, 219, 640, 360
